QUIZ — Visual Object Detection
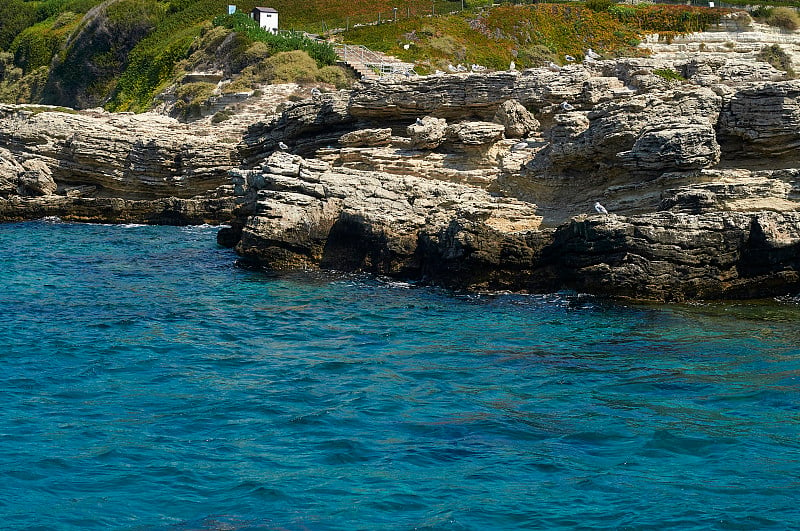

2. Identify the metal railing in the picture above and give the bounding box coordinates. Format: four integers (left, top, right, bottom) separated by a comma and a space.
333, 44, 416, 78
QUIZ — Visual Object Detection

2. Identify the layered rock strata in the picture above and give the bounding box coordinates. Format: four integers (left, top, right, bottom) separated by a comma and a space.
222, 53, 800, 300
0, 105, 238, 224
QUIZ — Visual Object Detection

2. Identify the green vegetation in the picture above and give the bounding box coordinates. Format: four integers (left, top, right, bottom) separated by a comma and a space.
212, 13, 337, 66
757, 43, 796, 76
17, 103, 80, 114
0, 0, 792, 112
211, 109, 233, 123
767, 6, 800, 30
10, 13, 80, 74
653, 67, 686, 82
223, 49, 353, 93
174, 81, 216, 117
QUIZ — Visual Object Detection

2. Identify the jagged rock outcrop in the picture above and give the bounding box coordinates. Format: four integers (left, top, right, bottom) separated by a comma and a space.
717, 80, 800, 158
545, 211, 800, 300
493, 99, 539, 138
339, 128, 392, 147
0, 104, 237, 223
220, 155, 800, 300
446, 121, 505, 146
239, 91, 353, 165
218, 51, 800, 300
407, 116, 448, 149
529, 86, 722, 177
219, 152, 543, 285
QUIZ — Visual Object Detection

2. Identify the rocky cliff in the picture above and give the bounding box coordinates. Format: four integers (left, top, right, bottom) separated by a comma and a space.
2, 48, 799, 300
222, 52, 800, 301
0, 105, 237, 224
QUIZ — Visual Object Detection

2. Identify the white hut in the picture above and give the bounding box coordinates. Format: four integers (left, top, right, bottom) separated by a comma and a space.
251, 7, 278, 32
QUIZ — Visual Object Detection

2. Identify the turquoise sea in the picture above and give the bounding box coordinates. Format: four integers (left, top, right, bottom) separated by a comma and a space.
1, 220, 799, 530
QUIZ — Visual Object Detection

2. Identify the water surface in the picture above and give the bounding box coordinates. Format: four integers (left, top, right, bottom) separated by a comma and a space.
1, 221, 798, 529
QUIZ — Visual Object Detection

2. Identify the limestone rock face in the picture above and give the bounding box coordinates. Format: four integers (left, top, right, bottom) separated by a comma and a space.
0, 147, 25, 197
530, 87, 722, 176
349, 72, 521, 120
218, 52, 800, 300
493, 99, 539, 138
718, 80, 800, 157
0, 194, 235, 225
617, 122, 720, 171
221, 152, 543, 287
0, 104, 237, 223
0, 105, 236, 199
545, 211, 800, 301
660, 169, 800, 214
239, 90, 354, 165
446, 121, 505, 145
407, 116, 448, 149
338, 128, 393, 147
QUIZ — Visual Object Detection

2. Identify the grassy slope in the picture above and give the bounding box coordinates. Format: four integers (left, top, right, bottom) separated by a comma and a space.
0, 0, 769, 110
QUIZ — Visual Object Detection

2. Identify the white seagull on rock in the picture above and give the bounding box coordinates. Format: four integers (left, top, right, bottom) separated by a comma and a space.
565, 54, 576, 62
278, 141, 289, 151
594, 201, 609, 215
560, 101, 575, 111
547, 62, 562, 72
511, 141, 529, 151
586, 48, 601, 60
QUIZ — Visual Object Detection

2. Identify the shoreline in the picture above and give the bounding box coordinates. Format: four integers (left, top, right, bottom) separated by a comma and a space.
3, 38, 800, 301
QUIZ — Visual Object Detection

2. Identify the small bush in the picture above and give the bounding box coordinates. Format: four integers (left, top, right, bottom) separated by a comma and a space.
316, 65, 352, 88
267, 50, 318, 84
427, 35, 460, 57
211, 109, 232, 123
757, 44, 795, 77
515, 44, 557, 68
750, 6, 772, 20
767, 7, 800, 31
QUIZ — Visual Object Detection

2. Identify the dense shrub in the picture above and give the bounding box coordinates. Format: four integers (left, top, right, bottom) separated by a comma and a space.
107, 0, 222, 111
757, 44, 795, 76
515, 44, 558, 68
609, 4, 727, 34
767, 7, 800, 30
211, 109, 233, 123
266, 50, 318, 83
10, 13, 81, 74
44, 0, 165, 108
316, 65, 352, 88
